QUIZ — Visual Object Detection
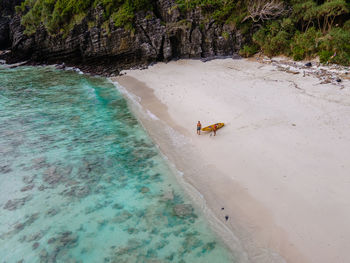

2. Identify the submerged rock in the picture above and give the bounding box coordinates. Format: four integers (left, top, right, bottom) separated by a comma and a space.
173, 204, 193, 218
46, 207, 60, 217
39, 249, 48, 261
112, 203, 124, 210
43, 166, 63, 185
56, 63, 66, 70
57, 231, 79, 248
0, 165, 12, 173
3, 195, 32, 210
162, 190, 174, 201
22, 175, 36, 184
32, 242, 40, 250
202, 241, 216, 253
31, 157, 48, 169
38, 185, 47, 191
46, 231, 79, 262
112, 211, 133, 223
27, 232, 42, 242
140, 186, 150, 193
3, 212, 40, 239
21, 184, 35, 192
25, 213, 40, 226
62, 185, 90, 198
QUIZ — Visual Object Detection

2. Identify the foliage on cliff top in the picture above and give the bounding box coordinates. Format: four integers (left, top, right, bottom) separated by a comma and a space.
16, 0, 153, 35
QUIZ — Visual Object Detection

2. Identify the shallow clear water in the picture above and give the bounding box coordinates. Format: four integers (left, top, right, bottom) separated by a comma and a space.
0, 66, 235, 263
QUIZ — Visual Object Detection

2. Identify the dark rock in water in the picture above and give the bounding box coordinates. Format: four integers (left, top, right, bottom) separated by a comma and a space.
62, 185, 90, 198
127, 227, 139, 234
39, 249, 48, 261
46, 208, 60, 217
31, 157, 48, 169
43, 166, 63, 185
47, 237, 56, 244
140, 186, 150, 193
305, 62, 312, 67
97, 220, 109, 230
23, 175, 35, 184
56, 63, 66, 69
32, 242, 39, 250
202, 241, 216, 253
173, 204, 193, 218
38, 185, 47, 191
81, 247, 89, 254
46, 232, 79, 262
65, 180, 79, 187
0, 165, 12, 173
162, 190, 174, 201
6, 213, 40, 237
57, 231, 79, 248
25, 213, 40, 226
18, 235, 27, 242
32, 157, 46, 164
27, 232, 42, 242
21, 184, 35, 192
112, 211, 133, 223
14, 223, 25, 232
3, 195, 32, 210
112, 203, 124, 210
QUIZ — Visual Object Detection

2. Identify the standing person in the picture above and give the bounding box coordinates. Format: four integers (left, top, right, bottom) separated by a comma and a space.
197, 121, 202, 135
212, 123, 217, 136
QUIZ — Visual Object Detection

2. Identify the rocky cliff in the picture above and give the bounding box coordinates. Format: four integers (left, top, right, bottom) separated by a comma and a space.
0, 0, 245, 75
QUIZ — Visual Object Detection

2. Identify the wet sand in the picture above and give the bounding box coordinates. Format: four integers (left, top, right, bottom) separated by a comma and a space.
112, 58, 350, 263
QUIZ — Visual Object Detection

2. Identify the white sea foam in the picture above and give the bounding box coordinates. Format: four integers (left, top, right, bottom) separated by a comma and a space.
146, 109, 159, 120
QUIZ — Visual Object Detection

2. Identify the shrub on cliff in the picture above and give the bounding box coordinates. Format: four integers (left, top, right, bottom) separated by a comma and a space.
16, 0, 153, 35
239, 44, 259, 57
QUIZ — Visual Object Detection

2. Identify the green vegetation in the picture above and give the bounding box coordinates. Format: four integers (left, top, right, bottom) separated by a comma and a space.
16, 0, 153, 35
239, 44, 259, 57
16, 0, 350, 65
176, 0, 350, 65
251, 0, 350, 65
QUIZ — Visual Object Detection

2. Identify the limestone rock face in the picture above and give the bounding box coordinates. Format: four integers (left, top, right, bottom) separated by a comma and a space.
0, 0, 22, 49
0, 0, 246, 74
0, 17, 10, 49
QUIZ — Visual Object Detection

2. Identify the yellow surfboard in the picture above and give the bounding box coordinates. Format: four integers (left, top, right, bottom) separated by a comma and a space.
201, 123, 225, 132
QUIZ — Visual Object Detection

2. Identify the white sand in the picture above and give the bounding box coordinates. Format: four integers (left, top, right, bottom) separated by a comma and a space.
112, 59, 350, 263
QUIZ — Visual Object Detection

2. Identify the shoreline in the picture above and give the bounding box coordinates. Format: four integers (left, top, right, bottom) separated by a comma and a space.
112, 77, 252, 262
111, 58, 350, 263
111, 74, 292, 263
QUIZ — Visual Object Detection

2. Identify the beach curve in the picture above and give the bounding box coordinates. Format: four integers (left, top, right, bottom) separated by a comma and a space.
111, 58, 350, 263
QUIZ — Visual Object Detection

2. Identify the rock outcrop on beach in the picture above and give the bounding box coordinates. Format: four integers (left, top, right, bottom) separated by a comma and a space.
0, 0, 243, 75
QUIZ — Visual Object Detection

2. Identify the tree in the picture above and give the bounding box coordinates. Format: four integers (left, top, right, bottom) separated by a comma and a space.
317, 0, 349, 33
243, 0, 288, 23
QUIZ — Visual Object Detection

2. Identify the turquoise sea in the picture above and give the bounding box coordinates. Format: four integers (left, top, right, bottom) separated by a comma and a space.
0, 66, 235, 262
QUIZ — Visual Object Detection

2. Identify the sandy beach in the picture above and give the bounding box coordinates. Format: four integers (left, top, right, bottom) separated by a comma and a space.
112, 58, 350, 263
